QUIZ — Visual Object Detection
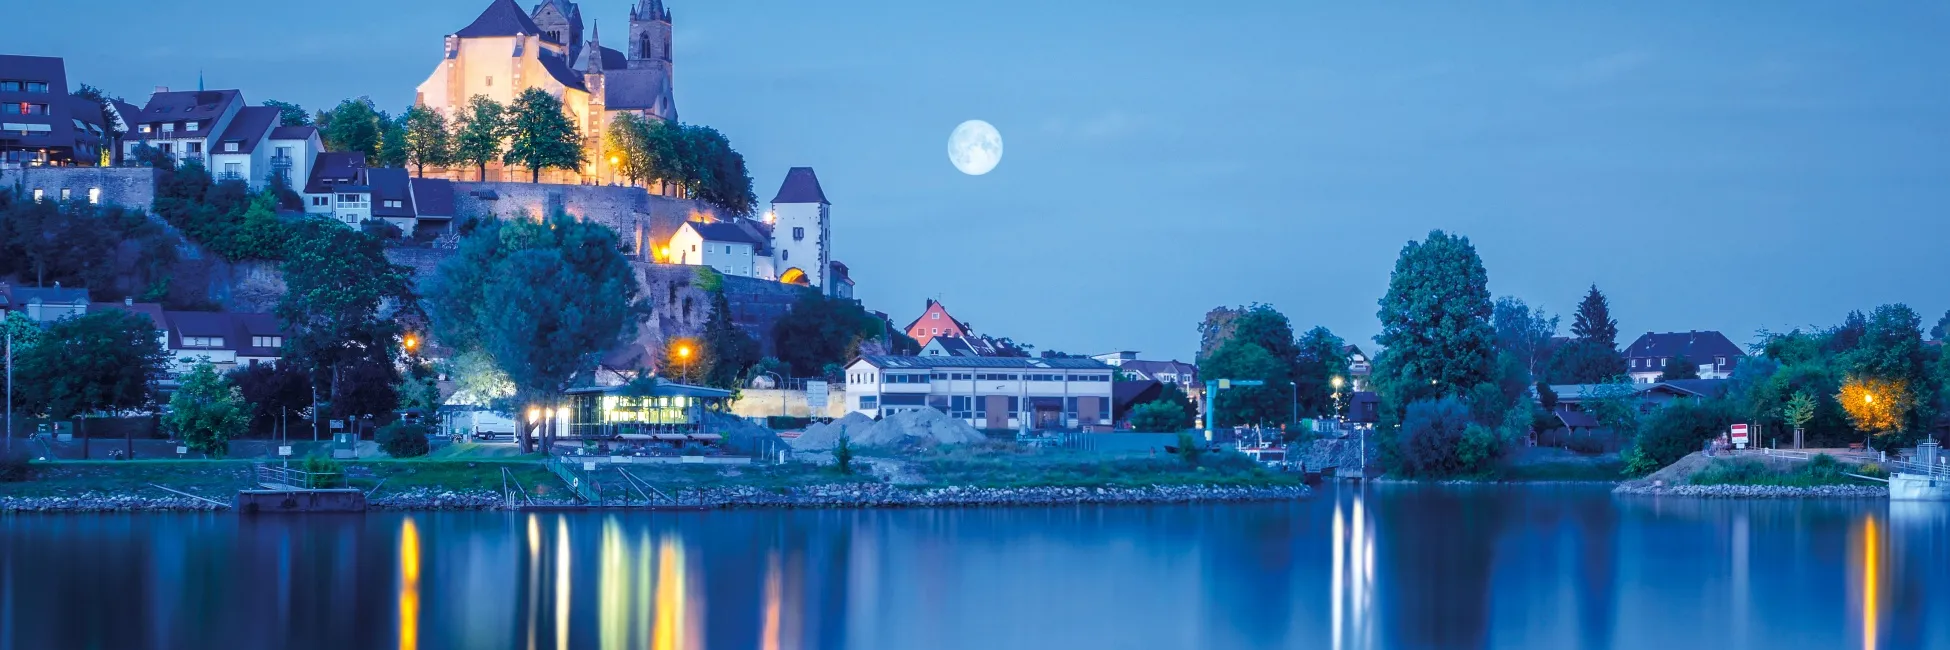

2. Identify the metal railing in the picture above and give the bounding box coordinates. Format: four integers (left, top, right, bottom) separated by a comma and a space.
1886, 458, 1950, 479
543, 457, 601, 503
253, 462, 342, 489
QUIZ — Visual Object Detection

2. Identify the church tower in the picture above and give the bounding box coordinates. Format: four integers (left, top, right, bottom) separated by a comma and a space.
629, 0, 673, 71
530, 0, 584, 62
585, 20, 608, 180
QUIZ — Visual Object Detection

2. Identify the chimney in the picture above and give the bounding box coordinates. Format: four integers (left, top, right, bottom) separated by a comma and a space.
154, 86, 169, 94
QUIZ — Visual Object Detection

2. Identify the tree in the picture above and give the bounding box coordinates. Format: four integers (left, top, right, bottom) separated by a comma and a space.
1294, 326, 1350, 418
698, 290, 761, 388
277, 219, 413, 439
15, 309, 169, 459
503, 88, 585, 183
770, 292, 891, 378
453, 95, 507, 182
230, 362, 312, 436
70, 84, 122, 156
1570, 285, 1619, 349
1931, 309, 1950, 342
1373, 230, 1496, 409
398, 359, 442, 417
1388, 397, 1479, 477
320, 98, 384, 160
605, 112, 655, 187
1201, 339, 1290, 427
1626, 398, 1734, 474
376, 111, 409, 169
1782, 391, 1817, 442
1129, 400, 1194, 433
165, 362, 248, 457
1547, 339, 1627, 384
682, 125, 757, 216
1838, 376, 1911, 445
443, 350, 515, 409
1852, 304, 1928, 384
425, 213, 641, 452
834, 434, 856, 475
1492, 297, 1558, 379
262, 100, 311, 127
1660, 352, 1701, 381
401, 105, 456, 178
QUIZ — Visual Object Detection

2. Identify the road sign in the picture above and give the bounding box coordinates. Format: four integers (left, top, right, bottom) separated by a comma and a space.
278, 446, 293, 457
1231, 380, 1266, 387
806, 381, 829, 409
1731, 423, 1750, 448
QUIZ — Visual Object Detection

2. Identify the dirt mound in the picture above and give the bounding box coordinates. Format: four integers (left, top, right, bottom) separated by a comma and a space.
789, 410, 985, 451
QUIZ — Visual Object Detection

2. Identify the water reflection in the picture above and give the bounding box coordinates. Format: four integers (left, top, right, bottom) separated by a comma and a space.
3, 491, 1948, 649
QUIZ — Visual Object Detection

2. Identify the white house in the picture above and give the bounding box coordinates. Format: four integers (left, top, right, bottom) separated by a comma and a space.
303, 152, 371, 226
121, 88, 243, 165
265, 125, 321, 191
1623, 331, 1746, 384
160, 310, 287, 374
670, 220, 767, 278
207, 105, 280, 187
844, 356, 1117, 431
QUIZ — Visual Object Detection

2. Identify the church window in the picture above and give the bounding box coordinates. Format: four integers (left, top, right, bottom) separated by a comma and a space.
664, 33, 672, 60
485, 76, 493, 87
781, 249, 789, 262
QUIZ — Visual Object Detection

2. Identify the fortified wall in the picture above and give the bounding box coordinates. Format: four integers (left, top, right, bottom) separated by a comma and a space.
448, 182, 725, 262
0, 166, 163, 209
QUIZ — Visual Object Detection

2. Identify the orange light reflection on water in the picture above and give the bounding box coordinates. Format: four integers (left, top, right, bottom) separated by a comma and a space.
1862, 516, 1878, 650
399, 518, 421, 650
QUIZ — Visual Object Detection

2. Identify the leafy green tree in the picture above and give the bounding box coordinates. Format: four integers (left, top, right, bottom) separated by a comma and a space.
605, 112, 655, 186
682, 125, 756, 216
1625, 398, 1734, 473
1661, 352, 1701, 381
1294, 326, 1350, 417
442, 349, 516, 409
262, 100, 311, 127
1202, 339, 1290, 427
398, 359, 442, 417
401, 105, 456, 178
71, 84, 123, 148
1386, 397, 1478, 477
1373, 230, 1496, 410
834, 434, 855, 475
1547, 339, 1627, 384
1782, 391, 1817, 439
698, 290, 761, 388
165, 362, 248, 457
1129, 400, 1194, 433
376, 110, 409, 169
1492, 297, 1558, 379
453, 95, 508, 181
277, 219, 413, 439
1570, 285, 1619, 349
1931, 309, 1950, 342
770, 292, 892, 378
425, 213, 641, 451
15, 309, 169, 459
320, 97, 384, 160
1586, 377, 1644, 439
503, 88, 585, 183
229, 362, 312, 436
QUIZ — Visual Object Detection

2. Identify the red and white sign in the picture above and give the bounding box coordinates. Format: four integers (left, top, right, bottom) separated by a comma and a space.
1731, 424, 1750, 446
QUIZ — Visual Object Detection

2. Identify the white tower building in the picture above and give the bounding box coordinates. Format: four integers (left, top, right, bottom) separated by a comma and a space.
769, 167, 830, 292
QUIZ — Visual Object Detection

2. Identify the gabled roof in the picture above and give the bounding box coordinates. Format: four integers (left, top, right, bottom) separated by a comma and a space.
1623, 331, 1746, 362
455, 0, 545, 38
367, 168, 415, 218
88, 301, 166, 332
573, 45, 630, 72
1119, 359, 1198, 381
682, 220, 766, 246
537, 49, 587, 91
109, 100, 143, 132
772, 167, 828, 204
134, 89, 240, 126
213, 106, 279, 155
903, 299, 971, 337
601, 67, 675, 119
5, 285, 89, 305
269, 125, 317, 141
304, 152, 367, 194
410, 178, 457, 219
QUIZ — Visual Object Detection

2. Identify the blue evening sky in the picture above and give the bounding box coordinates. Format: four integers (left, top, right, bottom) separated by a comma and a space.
19, 1, 1950, 360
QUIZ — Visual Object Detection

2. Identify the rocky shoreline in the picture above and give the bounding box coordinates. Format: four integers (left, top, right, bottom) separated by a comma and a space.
4, 483, 1312, 513
1613, 483, 1888, 499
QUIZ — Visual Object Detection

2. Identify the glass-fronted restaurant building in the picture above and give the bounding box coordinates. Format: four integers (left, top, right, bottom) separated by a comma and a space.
564, 379, 735, 438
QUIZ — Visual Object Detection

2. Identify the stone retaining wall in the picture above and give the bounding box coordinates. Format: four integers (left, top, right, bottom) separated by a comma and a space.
0, 166, 162, 209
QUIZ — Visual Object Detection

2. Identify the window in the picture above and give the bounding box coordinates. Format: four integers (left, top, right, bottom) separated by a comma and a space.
139, 124, 151, 134
384, 200, 403, 208
224, 163, 242, 177
275, 146, 290, 159
252, 336, 283, 348
859, 396, 878, 410
182, 337, 225, 348
932, 328, 940, 335
187, 142, 202, 154
1, 104, 15, 114
87, 188, 100, 205
186, 121, 199, 131
1659, 358, 1667, 368
780, 249, 789, 262
792, 227, 805, 241
224, 142, 239, 152
311, 196, 328, 207
161, 122, 175, 132
31, 189, 43, 203
25, 82, 47, 93
59, 188, 70, 201
1715, 356, 1726, 367
486, 76, 494, 87
0, 82, 17, 92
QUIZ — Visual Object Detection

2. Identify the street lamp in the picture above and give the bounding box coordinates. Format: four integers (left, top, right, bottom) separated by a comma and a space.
403, 333, 419, 355
677, 345, 693, 384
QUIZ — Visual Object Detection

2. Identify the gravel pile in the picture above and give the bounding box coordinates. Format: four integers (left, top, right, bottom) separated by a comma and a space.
791, 410, 985, 450
1613, 483, 1888, 499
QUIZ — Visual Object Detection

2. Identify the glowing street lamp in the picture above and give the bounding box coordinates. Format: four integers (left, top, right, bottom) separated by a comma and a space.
403, 333, 420, 354
676, 344, 694, 384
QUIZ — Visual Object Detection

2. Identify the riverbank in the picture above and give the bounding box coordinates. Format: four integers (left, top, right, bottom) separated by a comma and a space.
1611, 451, 1890, 499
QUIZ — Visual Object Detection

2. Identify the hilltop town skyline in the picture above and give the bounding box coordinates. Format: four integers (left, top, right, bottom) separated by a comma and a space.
12, 0, 1950, 358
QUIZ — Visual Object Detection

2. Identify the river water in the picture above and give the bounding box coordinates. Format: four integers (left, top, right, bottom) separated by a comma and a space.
3, 485, 1947, 650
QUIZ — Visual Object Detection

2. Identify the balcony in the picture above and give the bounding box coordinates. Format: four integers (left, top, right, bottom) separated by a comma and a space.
217, 172, 243, 182
270, 155, 293, 168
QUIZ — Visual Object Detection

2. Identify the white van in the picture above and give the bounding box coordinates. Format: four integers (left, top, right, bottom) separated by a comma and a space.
452, 410, 518, 440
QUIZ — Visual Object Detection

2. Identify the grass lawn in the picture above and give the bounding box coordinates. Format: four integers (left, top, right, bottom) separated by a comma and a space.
896, 442, 1304, 489
0, 459, 257, 499
1688, 455, 1885, 487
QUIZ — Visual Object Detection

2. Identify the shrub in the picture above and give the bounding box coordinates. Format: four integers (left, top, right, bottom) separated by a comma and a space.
834, 434, 855, 475
0, 454, 32, 483
377, 422, 431, 458
1627, 399, 1734, 471
1129, 400, 1193, 433
1565, 435, 1608, 455
1392, 397, 1478, 477
1456, 423, 1503, 471
1175, 431, 1206, 467
301, 456, 346, 488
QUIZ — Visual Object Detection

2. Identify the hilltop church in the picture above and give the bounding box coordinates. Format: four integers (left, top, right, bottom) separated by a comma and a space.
415, 0, 678, 184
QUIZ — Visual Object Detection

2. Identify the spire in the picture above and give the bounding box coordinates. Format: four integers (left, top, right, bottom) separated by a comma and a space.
198, 69, 204, 91
586, 20, 603, 73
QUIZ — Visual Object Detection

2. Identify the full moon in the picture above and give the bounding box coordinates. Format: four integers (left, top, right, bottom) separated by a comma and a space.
948, 120, 1003, 175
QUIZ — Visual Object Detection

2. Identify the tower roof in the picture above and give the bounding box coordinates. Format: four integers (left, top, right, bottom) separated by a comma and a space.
632, 0, 671, 22
771, 167, 828, 204
456, 0, 545, 38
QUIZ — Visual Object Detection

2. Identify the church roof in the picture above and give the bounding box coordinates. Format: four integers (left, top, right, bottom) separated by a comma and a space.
772, 167, 828, 204
455, 0, 545, 38
573, 45, 630, 72
602, 67, 676, 120
538, 50, 587, 91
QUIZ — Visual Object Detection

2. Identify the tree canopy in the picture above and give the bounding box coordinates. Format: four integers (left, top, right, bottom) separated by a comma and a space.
402, 105, 456, 178
320, 97, 385, 160
14, 309, 170, 420
503, 88, 585, 183
167, 362, 248, 457
603, 116, 758, 216
1660, 352, 1701, 381
770, 292, 893, 378
1492, 297, 1557, 380
1373, 230, 1496, 408
1570, 285, 1619, 349
453, 95, 508, 181
262, 100, 310, 127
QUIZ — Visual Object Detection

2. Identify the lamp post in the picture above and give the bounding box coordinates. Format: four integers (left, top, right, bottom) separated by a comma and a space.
677, 345, 693, 384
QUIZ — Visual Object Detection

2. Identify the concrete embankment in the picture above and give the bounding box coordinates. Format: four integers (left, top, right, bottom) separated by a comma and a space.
1613, 483, 1888, 499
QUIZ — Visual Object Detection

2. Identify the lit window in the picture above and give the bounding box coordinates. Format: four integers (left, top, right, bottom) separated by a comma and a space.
139, 124, 151, 133
161, 122, 175, 132
59, 188, 70, 201
224, 142, 238, 152
88, 188, 100, 205
32, 189, 43, 203
186, 121, 199, 131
